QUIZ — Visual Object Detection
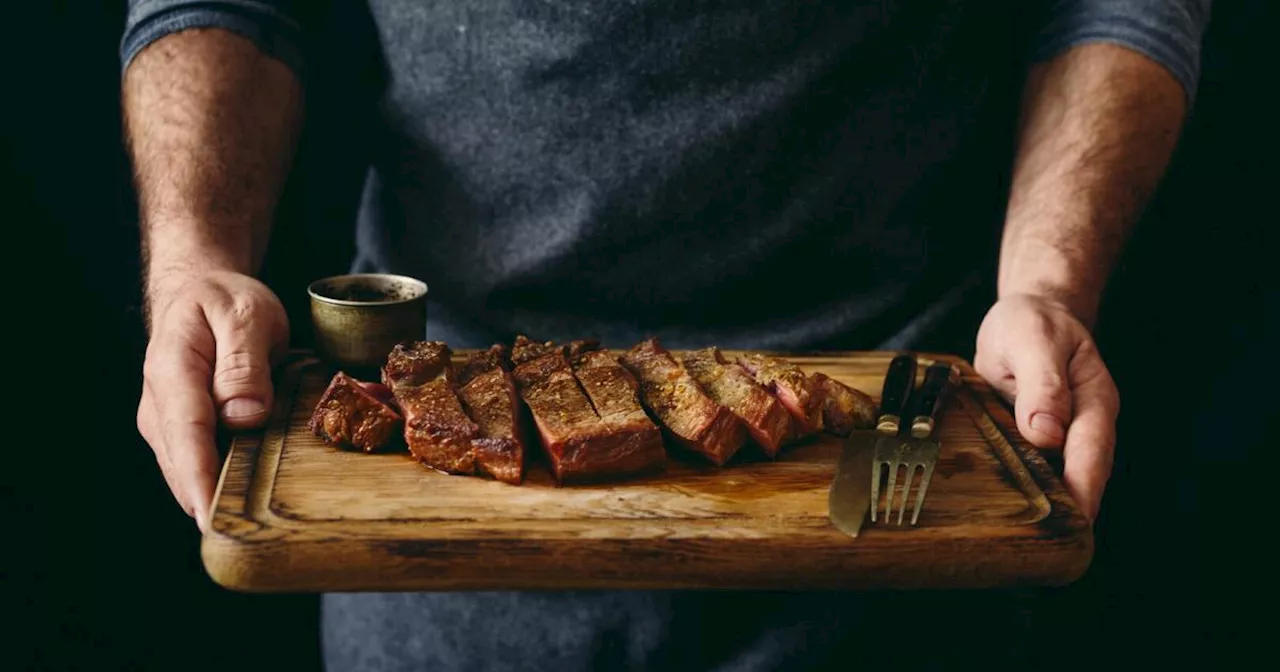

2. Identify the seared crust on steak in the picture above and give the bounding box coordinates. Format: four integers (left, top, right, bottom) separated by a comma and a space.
571, 350, 666, 475
512, 342, 665, 483
397, 383, 480, 474
510, 336, 599, 367
738, 353, 825, 436
510, 335, 561, 366
511, 349, 596, 481
320, 336, 881, 484
309, 372, 404, 453
383, 341, 479, 474
382, 341, 454, 391
565, 339, 601, 359
457, 346, 526, 484
620, 338, 746, 465
682, 347, 794, 457
457, 344, 509, 387
811, 372, 876, 436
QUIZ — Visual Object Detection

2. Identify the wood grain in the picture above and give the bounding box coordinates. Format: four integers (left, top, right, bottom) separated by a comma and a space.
202, 350, 1092, 592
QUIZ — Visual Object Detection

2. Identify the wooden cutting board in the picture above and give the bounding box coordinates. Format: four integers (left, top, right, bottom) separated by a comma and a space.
202, 350, 1092, 593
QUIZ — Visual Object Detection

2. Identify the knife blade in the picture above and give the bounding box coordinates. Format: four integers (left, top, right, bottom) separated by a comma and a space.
828, 353, 919, 537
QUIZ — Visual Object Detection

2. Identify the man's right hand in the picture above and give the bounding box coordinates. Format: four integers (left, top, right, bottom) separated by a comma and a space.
137, 270, 289, 532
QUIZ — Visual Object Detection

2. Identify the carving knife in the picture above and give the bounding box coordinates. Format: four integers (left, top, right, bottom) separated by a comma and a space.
827, 353, 918, 537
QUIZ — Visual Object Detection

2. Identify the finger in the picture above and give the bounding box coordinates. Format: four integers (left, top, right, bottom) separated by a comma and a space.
137, 386, 184, 511
973, 349, 1016, 406
206, 295, 287, 431
137, 385, 161, 460
145, 312, 221, 531
1062, 345, 1120, 522
1003, 331, 1074, 449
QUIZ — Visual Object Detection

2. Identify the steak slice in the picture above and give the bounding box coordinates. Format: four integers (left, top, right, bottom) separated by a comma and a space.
738, 353, 825, 436
456, 345, 526, 484
566, 339, 601, 359
511, 335, 561, 366
383, 341, 479, 474
356, 380, 399, 408
512, 343, 664, 483
511, 335, 599, 366
382, 340, 453, 391
570, 350, 666, 475
681, 347, 794, 458
620, 338, 746, 465
309, 372, 404, 453
811, 372, 877, 436
457, 344, 508, 387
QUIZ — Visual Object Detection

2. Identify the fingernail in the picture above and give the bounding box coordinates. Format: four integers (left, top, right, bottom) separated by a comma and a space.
1030, 412, 1066, 442
221, 398, 266, 420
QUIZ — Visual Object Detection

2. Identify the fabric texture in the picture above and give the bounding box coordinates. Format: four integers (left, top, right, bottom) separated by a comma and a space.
120, 1, 1212, 670
118, 1, 1211, 358
122, 0, 307, 76
1027, 0, 1212, 101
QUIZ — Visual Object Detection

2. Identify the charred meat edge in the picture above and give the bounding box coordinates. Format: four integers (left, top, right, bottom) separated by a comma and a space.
512, 342, 663, 483
456, 345, 526, 484
811, 372, 877, 437
620, 338, 747, 466
511, 335, 600, 366
682, 347, 795, 457
383, 341, 480, 475
737, 353, 825, 436
308, 371, 404, 453
570, 349, 666, 478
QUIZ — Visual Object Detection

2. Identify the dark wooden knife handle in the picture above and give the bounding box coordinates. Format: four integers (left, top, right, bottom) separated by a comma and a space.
876, 354, 917, 434
909, 362, 957, 438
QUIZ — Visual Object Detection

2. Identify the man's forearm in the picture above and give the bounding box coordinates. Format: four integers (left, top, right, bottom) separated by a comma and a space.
122, 27, 302, 319
999, 42, 1187, 328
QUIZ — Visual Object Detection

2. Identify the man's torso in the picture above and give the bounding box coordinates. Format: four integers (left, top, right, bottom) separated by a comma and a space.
349, 0, 1020, 352
331, 2, 1024, 670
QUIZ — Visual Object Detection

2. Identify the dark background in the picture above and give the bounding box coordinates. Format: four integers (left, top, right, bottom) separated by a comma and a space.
5, 1, 1269, 669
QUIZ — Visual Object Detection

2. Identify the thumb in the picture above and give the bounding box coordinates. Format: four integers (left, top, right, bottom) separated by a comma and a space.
207, 297, 288, 430
1005, 336, 1073, 449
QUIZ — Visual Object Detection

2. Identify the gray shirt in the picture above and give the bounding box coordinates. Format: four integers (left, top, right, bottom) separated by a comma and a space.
121, 1, 1210, 669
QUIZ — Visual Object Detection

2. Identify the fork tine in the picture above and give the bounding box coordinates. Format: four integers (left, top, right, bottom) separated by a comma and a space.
896, 463, 917, 525
910, 459, 936, 526
883, 458, 900, 522
869, 460, 882, 523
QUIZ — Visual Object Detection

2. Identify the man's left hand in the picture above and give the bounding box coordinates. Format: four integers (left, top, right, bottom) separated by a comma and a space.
974, 294, 1119, 522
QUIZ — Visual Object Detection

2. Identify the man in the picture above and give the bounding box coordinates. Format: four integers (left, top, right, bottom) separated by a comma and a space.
122, 0, 1209, 669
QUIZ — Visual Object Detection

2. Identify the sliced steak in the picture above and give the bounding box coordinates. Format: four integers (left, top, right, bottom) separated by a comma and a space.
356, 380, 399, 408
382, 340, 453, 391
511, 335, 561, 366
511, 335, 598, 366
738, 353, 825, 436
811, 372, 877, 436
309, 372, 404, 453
566, 339, 601, 359
512, 343, 664, 483
457, 344, 508, 387
682, 347, 794, 458
620, 338, 746, 465
456, 345, 526, 484
383, 341, 479, 474
570, 350, 666, 475
510, 348, 596, 482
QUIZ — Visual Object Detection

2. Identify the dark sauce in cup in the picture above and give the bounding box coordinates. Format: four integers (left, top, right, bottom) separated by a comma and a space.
326, 282, 418, 303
